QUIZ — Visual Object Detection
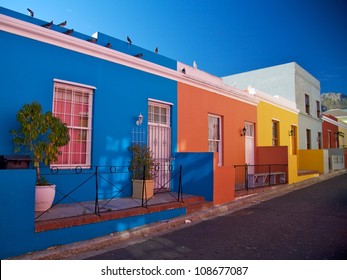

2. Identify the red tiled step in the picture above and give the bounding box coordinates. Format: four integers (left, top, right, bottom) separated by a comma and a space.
35, 201, 182, 232
35, 195, 211, 232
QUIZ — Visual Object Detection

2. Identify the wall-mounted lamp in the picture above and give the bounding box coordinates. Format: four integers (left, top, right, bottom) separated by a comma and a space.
136, 113, 143, 126
240, 127, 246, 137
288, 129, 295, 137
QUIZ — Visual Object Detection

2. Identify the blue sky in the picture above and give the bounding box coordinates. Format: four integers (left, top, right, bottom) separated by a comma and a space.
2, 0, 347, 94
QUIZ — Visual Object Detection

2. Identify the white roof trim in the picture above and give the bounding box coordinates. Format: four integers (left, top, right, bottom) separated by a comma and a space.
54, 79, 96, 90
1, 14, 258, 106
322, 115, 347, 129
148, 98, 174, 106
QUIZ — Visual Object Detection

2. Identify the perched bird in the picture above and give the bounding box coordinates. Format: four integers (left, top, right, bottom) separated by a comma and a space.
87, 37, 97, 43
154, 47, 158, 53
127, 36, 132, 44
105, 42, 112, 48
134, 53, 143, 58
27, 8, 34, 17
182, 68, 186, 74
42, 20, 53, 29
64, 29, 74, 35
193, 60, 198, 69
58, 21, 67, 27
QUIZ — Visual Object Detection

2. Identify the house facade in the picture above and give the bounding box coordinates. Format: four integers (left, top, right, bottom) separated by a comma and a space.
250, 88, 303, 184
322, 114, 340, 149
177, 62, 258, 204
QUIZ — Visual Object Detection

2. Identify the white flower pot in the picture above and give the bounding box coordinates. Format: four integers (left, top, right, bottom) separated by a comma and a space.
35, 184, 56, 212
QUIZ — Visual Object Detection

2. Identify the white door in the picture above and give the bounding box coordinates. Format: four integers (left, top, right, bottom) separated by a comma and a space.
245, 122, 255, 172
148, 101, 172, 191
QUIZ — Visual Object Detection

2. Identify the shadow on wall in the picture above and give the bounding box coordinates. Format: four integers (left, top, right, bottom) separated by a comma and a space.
173, 152, 214, 202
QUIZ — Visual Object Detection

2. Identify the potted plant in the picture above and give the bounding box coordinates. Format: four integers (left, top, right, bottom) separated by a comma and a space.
10, 101, 70, 211
128, 143, 155, 199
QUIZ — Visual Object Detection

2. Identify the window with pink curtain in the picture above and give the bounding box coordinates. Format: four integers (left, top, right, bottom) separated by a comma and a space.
52, 82, 93, 167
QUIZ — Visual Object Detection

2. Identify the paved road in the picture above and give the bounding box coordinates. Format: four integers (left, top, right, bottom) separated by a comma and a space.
85, 173, 347, 260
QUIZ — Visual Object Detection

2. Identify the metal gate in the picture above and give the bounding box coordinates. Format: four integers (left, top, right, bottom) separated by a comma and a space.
148, 124, 172, 191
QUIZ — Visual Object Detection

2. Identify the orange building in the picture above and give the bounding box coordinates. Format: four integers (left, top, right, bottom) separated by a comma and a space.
177, 63, 257, 204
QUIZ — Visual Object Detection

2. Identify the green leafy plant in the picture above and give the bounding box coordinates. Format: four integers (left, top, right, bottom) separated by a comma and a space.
10, 101, 70, 185
128, 144, 155, 180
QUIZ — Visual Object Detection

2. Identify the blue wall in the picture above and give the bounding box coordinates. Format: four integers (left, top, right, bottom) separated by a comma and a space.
1, 11, 177, 202
0, 170, 185, 259
174, 152, 214, 202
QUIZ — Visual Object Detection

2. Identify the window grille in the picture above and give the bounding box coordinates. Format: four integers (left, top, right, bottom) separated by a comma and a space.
148, 102, 170, 126
52, 81, 94, 167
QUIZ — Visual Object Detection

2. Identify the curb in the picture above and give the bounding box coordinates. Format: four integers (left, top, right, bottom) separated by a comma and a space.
11, 169, 347, 260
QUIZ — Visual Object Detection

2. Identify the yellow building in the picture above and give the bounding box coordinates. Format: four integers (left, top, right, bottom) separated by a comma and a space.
253, 88, 319, 183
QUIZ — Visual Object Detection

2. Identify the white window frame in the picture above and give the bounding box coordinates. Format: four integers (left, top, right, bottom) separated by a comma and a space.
148, 101, 171, 127
52, 80, 94, 168
208, 114, 223, 166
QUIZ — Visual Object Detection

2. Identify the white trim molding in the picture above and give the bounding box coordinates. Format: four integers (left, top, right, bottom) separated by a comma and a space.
53, 79, 96, 90
1, 13, 258, 107
322, 115, 347, 129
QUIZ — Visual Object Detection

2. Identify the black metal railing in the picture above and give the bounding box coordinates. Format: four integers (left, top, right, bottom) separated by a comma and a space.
234, 164, 288, 191
139, 164, 183, 207
35, 164, 183, 221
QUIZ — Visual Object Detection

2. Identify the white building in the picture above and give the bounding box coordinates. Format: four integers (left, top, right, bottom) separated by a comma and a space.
222, 62, 322, 150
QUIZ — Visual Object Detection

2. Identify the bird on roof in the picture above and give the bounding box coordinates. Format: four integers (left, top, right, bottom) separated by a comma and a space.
127, 36, 132, 44
58, 21, 67, 27
42, 21, 53, 29
193, 60, 198, 69
87, 37, 97, 43
105, 42, 112, 48
27, 8, 34, 17
155, 47, 158, 53
134, 53, 143, 58
64, 29, 74, 35
182, 68, 186, 74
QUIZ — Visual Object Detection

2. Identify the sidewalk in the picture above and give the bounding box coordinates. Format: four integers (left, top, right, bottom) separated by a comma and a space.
11, 169, 347, 260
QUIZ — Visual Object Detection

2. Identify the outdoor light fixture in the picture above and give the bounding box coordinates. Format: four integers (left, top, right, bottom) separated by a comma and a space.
289, 129, 295, 137
136, 113, 143, 126
240, 127, 246, 137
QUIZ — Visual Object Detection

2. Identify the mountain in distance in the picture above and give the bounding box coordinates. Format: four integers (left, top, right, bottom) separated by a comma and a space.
321, 92, 347, 111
